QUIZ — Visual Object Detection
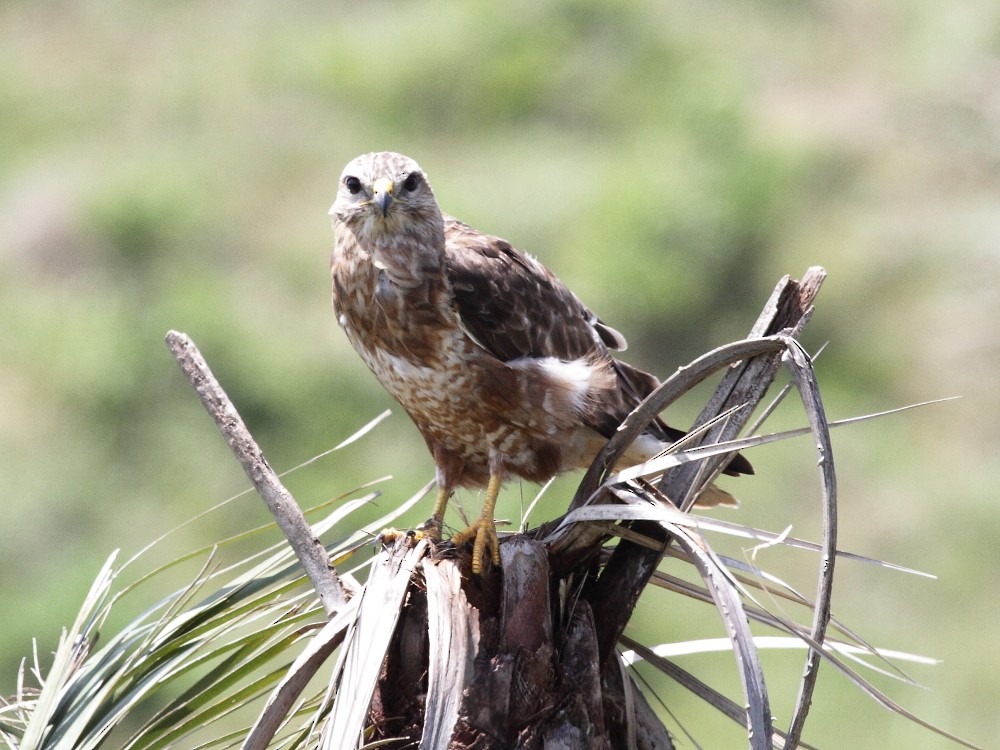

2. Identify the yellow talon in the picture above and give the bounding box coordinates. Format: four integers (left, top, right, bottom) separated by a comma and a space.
376, 487, 451, 550
374, 528, 406, 546
374, 527, 421, 547
451, 474, 503, 574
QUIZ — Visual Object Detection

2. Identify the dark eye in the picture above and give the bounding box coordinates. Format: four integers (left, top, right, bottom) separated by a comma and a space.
402, 173, 421, 192
344, 176, 362, 194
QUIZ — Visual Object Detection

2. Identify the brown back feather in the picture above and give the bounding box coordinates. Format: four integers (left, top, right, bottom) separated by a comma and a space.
444, 216, 622, 362
441, 214, 752, 478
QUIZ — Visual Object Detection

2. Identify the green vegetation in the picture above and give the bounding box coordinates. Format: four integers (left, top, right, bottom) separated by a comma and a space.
2, 1, 997, 747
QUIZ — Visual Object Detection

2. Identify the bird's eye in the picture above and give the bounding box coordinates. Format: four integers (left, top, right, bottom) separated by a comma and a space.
402, 173, 421, 192
344, 176, 362, 194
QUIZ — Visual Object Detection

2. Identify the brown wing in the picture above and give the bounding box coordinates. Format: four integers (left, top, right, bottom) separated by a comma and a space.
442, 215, 753, 478
442, 215, 667, 439
443, 215, 625, 363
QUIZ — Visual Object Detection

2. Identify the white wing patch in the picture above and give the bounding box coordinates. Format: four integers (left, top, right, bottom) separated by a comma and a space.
509, 356, 598, 413
622, 433, 669, 463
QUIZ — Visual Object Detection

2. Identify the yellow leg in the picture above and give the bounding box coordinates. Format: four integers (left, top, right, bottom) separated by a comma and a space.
429, 486, 451, 537
451, 474, 502, 574
407, 485, 451, 543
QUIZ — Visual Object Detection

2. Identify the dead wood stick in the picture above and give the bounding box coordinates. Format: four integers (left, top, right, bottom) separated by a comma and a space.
165, 330, 348, 615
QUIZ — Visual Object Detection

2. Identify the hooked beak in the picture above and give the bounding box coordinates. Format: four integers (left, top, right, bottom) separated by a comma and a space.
372, 176, 394, 216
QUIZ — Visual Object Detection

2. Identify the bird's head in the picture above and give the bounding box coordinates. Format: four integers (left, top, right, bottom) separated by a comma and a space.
330, 152, 443, 244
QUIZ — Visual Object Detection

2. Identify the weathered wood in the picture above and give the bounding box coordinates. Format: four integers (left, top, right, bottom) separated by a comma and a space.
666, 267, 826, 509
582, 269, 825, 667
553, 602, 610, 749
323, 538, 428, 749
781, 336, 837, 748
422, 558, 480, 749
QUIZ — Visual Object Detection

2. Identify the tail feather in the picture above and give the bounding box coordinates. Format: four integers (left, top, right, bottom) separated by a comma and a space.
694, 484, 741, 509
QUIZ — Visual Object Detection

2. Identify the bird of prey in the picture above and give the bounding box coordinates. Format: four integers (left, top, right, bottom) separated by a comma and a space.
329, 151, 751, 573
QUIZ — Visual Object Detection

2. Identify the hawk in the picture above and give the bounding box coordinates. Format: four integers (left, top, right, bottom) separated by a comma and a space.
329, 151, 751, 573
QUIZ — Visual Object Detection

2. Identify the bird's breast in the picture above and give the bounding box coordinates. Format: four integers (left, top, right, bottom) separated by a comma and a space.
332, 247, 453, 364
331, 239, 610, 487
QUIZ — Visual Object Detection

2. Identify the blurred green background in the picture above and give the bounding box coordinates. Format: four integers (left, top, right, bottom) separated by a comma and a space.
2, 1, 998, 747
